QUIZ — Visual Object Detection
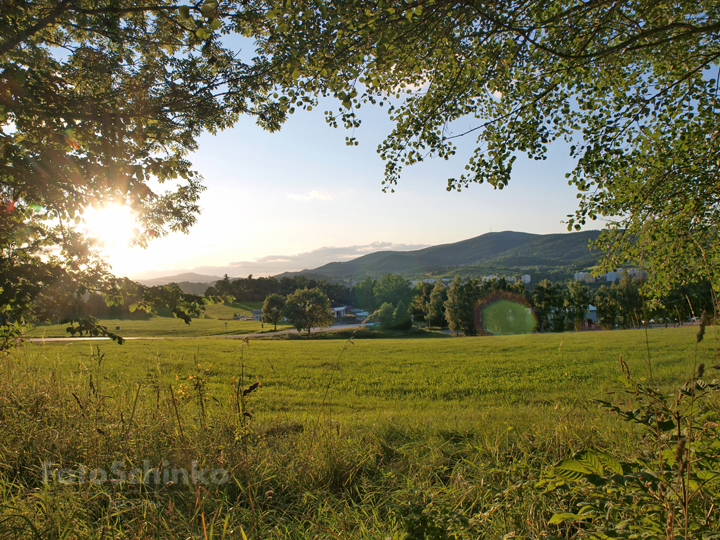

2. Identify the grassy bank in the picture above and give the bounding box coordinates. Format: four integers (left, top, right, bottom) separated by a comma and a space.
0, 326, 717, 538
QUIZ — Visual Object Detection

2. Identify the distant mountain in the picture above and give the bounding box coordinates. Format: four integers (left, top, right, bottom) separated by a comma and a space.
474, 231, 602, 268
276, 230, 603, 280
135, 272, 223, 287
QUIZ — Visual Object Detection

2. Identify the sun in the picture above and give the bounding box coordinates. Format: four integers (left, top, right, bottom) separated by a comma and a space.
81, 204, 139, 257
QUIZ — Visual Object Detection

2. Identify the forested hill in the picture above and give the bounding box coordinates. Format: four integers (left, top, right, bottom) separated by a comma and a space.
276, 230, 603, 280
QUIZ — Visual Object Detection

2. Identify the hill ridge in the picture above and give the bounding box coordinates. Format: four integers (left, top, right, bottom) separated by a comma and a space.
275, 230, 602, 280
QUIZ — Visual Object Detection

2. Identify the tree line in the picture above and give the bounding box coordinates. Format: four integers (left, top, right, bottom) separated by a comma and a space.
215, 272, 716, 336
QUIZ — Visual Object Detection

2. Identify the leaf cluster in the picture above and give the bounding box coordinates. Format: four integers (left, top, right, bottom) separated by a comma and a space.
1, 0, 286, 340
256, 0, 720, 295
542, 355, 720, 538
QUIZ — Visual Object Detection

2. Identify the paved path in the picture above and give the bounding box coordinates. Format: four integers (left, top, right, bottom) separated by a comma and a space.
25, 324, 367, 343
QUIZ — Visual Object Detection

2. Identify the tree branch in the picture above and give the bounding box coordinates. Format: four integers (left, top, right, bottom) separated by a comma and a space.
0, 0, 76, 57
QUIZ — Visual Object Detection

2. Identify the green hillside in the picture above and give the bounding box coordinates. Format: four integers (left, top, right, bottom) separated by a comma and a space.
280, 230, 602, 281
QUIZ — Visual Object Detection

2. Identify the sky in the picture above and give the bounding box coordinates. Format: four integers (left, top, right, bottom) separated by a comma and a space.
99, 91, 586, 280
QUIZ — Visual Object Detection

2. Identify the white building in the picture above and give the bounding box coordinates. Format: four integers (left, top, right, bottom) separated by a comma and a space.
626, 268, 648, 280
251, 309, 263, 321
410, 278, 437, 286
331, 306, 346, 318
574, 271, 595, 283
603, 270, 620, 282
521, 274, 531, 284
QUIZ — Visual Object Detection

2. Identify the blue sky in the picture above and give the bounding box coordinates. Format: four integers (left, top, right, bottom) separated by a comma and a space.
109, 93, 588, 279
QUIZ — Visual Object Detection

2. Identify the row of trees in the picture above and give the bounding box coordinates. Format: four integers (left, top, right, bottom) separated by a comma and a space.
532, 274, 715, 332
232, 271, 716, 336
593, 279, 715, 330
205, 274, 354, 305
374, 274, 715, 335
207, 273, 413, 312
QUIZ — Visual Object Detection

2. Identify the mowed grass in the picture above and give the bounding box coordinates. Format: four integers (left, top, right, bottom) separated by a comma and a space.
25, 301, 293, 338
2, 325, 717, 539
15, 325, 716, 426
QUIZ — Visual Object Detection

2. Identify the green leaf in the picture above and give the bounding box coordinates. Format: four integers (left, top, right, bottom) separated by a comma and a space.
554, 459, 591, 481
549, 513, 577, 525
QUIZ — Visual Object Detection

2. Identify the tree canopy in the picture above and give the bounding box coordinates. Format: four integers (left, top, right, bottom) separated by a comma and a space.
373, 273, 412, 306
283, 287, 334, 334
0, 0, 284, 343
262, 292, 286, 331
4, 0, 718, 346
256, 0, 720, 297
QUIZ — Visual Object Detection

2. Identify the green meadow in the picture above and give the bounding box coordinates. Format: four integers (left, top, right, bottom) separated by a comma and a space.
19, 326, 716, 421
26, 302, 293, 338
1, 325, 717, 538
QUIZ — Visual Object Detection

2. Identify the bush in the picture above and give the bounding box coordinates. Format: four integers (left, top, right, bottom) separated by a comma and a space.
389, 318, 413, 331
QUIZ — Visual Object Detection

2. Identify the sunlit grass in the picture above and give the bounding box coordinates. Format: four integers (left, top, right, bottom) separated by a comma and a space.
1, 325, 716, 538
26, 302, 293, 338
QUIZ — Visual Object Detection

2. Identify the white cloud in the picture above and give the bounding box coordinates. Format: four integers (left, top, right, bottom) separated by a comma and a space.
128, 241, 430, 280
194, 241, 429, 277
285, 190, 333, 201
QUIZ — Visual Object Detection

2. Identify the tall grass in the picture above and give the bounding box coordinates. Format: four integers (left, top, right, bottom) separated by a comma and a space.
0, 326, 715, 538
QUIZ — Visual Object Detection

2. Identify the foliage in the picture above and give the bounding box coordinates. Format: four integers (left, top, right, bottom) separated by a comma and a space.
592, 274, 645, 330
481, 276, 526, 297
261, 293, 286, 331
411, 281, 434, 319
256, 0, 720, 296
476, 293, 536, 336
0, 0, 286, 345
427, 280, 446, 328
616, 272, 644, 328
567, 280, 592, 330
392, 299, 412, 330
207, 273, 359, 306
377, 301, 395, 329
649, 280, 718, 327
594, 285, 620, 330
445, 275, 482, 336
373, 272, 412, 307
283, 287, 334, 334
542, 325, 720, 538
533, 280, 566, 333
396, 492, 469, 540
355, 276, 377, 310
444, 276, 464, 335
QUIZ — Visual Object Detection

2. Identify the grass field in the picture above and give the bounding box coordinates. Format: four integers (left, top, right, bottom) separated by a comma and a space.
1, 325, 718, 538
19, 325, 717, 421
26, 302, 293, 338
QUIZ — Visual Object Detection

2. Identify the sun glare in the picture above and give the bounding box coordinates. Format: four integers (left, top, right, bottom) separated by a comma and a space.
81, 204, 139, 256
